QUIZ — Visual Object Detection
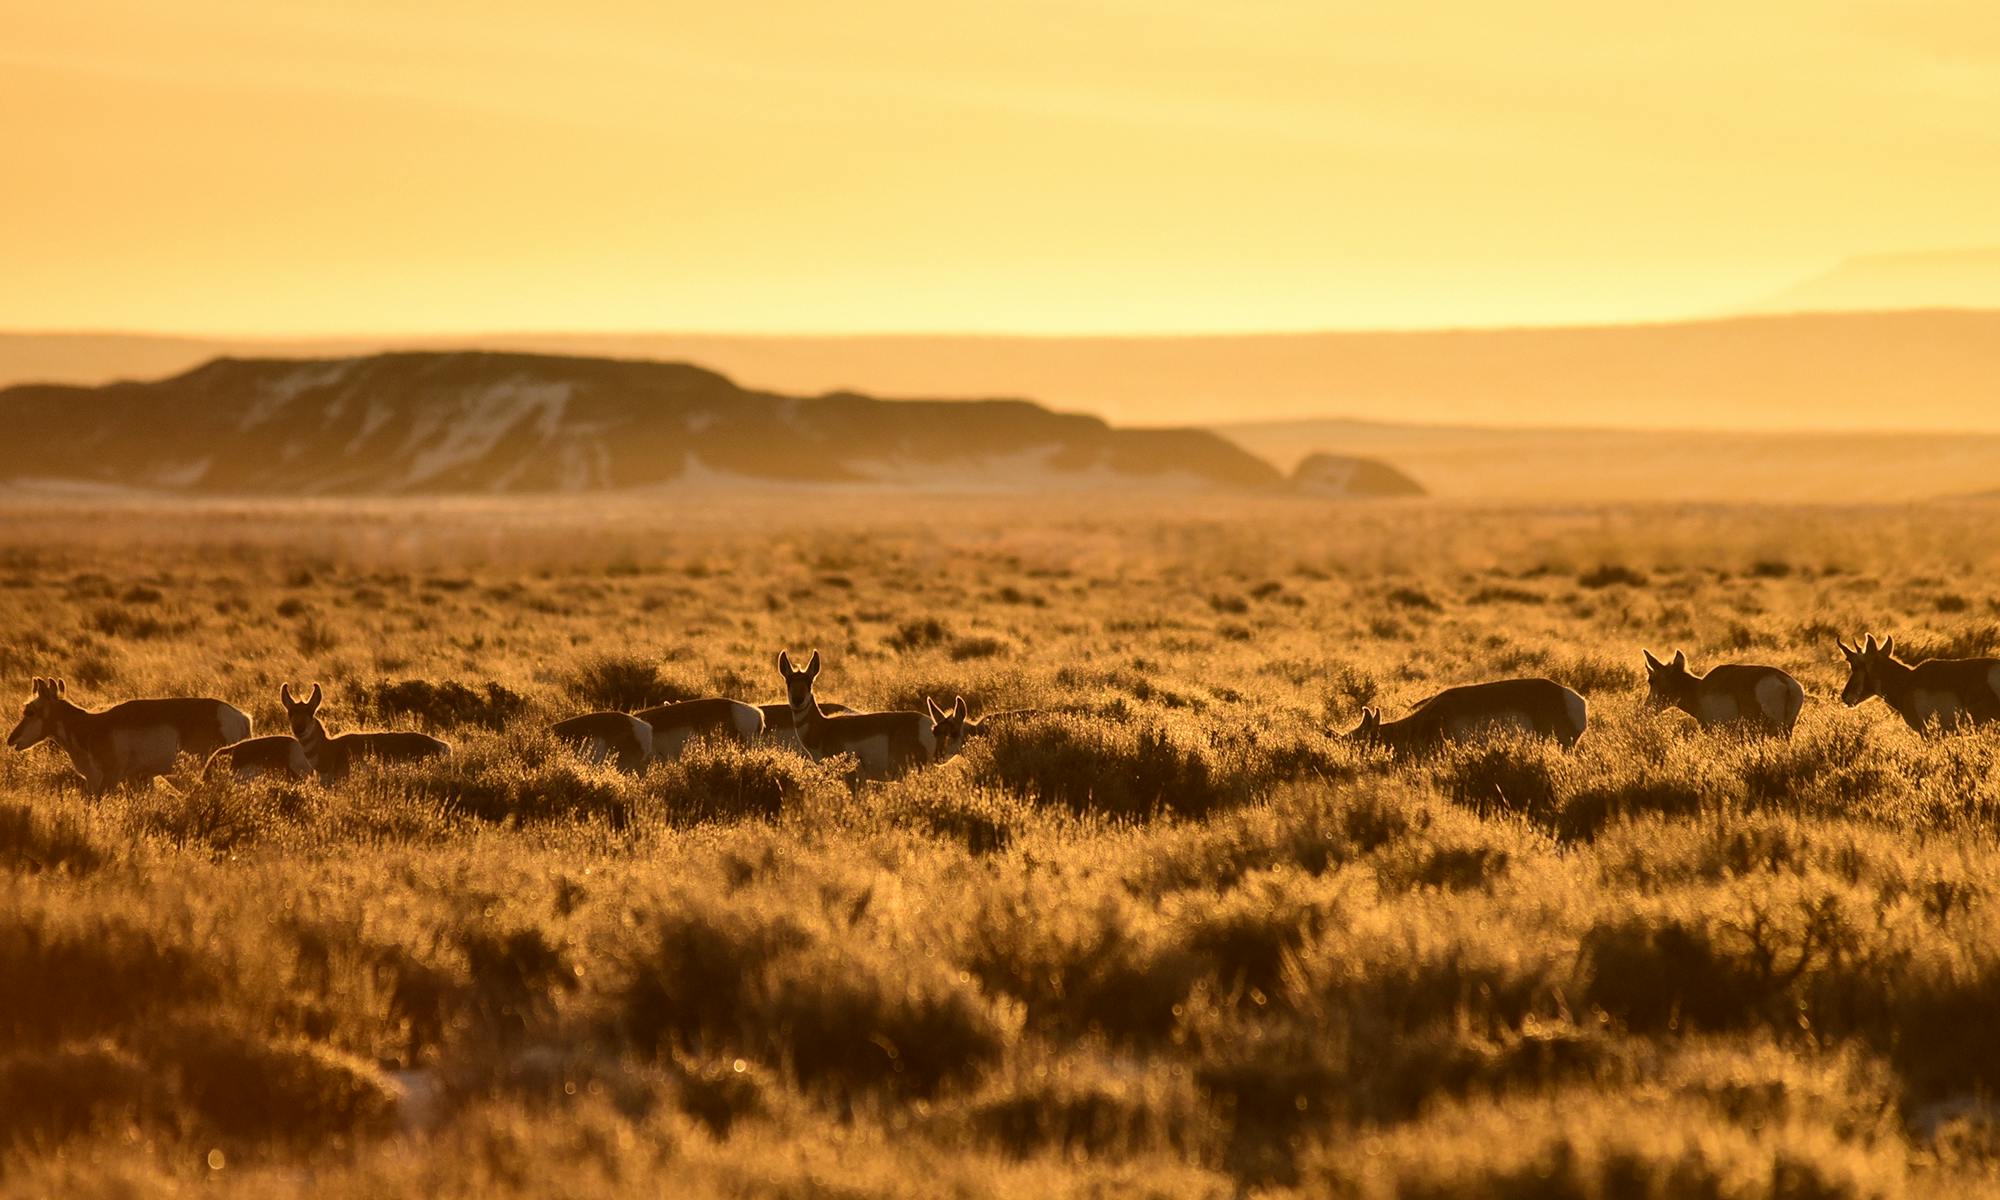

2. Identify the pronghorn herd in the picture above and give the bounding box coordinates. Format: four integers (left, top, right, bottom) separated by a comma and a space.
9, 633, 2000, 797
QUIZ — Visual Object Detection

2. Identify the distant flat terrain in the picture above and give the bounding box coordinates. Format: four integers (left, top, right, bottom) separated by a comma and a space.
8, 308, 2000, 431
1216, 418, 2000, 502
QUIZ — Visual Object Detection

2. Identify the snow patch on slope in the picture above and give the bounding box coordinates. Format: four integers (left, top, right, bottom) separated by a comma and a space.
397, 377, 574, 488
237, 361, 356, 430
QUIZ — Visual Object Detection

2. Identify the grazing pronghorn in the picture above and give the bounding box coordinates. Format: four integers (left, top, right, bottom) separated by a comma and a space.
551, 712, 654, 773
926, 699, 1042, 762
777, 650, 940, 779
1642, 649, 1804, 737
1838, 634, 2000, 734
202, 735, 313, 783
282, 683, 450, 780
633, 696, 764, 762
7, 676, 251, 795
1345, 678, 1588, 754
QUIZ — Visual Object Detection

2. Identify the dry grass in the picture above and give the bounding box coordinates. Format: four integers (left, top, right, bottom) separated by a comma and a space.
4, 493, 2000, 1197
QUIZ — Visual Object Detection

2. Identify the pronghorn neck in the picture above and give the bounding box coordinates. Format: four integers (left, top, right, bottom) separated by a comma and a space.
44, 694, 87, 751
294, 713, 331, 763
1871, 655, 1920, 707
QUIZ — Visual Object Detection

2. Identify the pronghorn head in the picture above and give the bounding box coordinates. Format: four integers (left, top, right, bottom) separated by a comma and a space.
1641, 648, 1691, 707
927, 695, 971, 759
1837, 634, 1894, 706
8, 676, 66, 750
281, 682, 325, 738
1344, 706, 1384, 745
777, 650, 821, 711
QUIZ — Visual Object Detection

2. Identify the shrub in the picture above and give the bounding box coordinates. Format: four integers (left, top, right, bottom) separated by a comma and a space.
1578, 564, 1649, 589
368, 678, 527, 731
974, 716, 1234, 819
0, 801, 109, 875
888, 618, 952, 652
564, 653, 695, 711
154, 1021, 401, 1145
645, 740, 839, 824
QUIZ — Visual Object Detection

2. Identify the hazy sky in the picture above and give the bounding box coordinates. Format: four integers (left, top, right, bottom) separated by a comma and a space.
5, 1, 1997, 334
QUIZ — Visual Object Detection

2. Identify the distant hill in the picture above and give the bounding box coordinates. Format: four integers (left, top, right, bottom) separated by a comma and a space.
0, 352, 1280, 494
1746, 248, 2000, 315
7, 309, 2000, 431
1217, 417, 2000, 503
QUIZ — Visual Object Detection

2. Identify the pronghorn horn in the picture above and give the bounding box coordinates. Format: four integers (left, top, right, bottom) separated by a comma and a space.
1864, 634, 1879, 653
1883, 635, 1895, 657
53, 677, 64, 695
1671, 650, 1686, 668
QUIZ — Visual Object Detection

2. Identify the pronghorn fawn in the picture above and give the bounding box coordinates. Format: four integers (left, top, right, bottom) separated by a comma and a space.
777, 650, 940, 779
1642, 649, 1804, 737
551, 711, 655, 773
1838, 633, 2000, 734
634, 696, 764, 762
202, 735, 313, 783
282, 683, 449, 781
7, 676, 251, 796
1345, 678, 1588, 754
926, 698, 1041, 762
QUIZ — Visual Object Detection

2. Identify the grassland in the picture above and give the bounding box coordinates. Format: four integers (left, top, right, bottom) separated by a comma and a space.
7, 492, 2000, 1197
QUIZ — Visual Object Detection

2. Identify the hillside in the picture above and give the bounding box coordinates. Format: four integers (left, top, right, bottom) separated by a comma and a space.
1746, 248, 2000, 315
1218, 418, 2000, 503
0, 351, 1280, 494
7, 309, 2000, 431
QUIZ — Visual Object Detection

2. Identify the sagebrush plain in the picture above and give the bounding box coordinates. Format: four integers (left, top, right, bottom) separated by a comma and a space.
8, 493, 2000, 1198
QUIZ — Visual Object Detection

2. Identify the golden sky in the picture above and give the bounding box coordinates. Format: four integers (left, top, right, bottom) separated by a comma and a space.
5, 1, 1998, 335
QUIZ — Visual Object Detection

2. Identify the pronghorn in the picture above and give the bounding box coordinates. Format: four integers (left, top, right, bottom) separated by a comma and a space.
202, 735, 313, 783
1642, 649, 1804, 737
1345, 678, 1588, 754
1837, 633, 2000, 734
777, 650, 939, 779
7, 676, 251, 796
551, 711, 654, 773
633, 697, 764, 762
926, 699, 1041, 762
282, 683, 449, 780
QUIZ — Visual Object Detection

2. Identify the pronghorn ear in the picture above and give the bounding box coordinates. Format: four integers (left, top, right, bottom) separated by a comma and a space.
777, 650, 793, 674
281, 683, 295, 705
308, 683, 323, 707
1882, 636, 1895, 658
953, 696, 968, 719
1864, 633, 1879, 653
805, 650, 820, 679
1642, 649, 1662, 671
1671, 650, 1686, 669
927, 697, 945, 720
1836, 638, 1854, 658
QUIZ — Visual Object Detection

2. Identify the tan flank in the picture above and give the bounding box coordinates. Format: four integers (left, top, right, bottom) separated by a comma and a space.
777, 650, 938, 779
1345, 677, 1588, 754
1838, 633, 2000, 734
1642, 649, 1805, 737
551, 711, 654, 773
7, 675, 251, 796
633, 697, 764, 762
203, 735, 313, 782
282, 683, 450, 781
758, 700, 853, 741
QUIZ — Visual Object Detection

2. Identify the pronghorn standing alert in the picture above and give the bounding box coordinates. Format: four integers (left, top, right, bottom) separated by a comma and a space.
633, 697, 764, 762
1838, 634, 2000, 734
202, 735, 313, 783
777, 650, 939, 779
925, 698, 1041, 762
1642, 649, 1805, 737
1345, 678, 1588, 754
7, 676, 251, 796
282, 683, 450, 780
551, 711, 655, 773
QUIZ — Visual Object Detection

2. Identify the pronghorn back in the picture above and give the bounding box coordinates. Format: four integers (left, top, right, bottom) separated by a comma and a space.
552, 711, 655, 773
635, 697, 764, 761
202, 735, 312, 782
1353, 677, 1587, 754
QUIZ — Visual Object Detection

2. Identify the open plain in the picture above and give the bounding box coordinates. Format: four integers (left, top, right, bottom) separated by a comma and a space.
7, 493, 2000, 1197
